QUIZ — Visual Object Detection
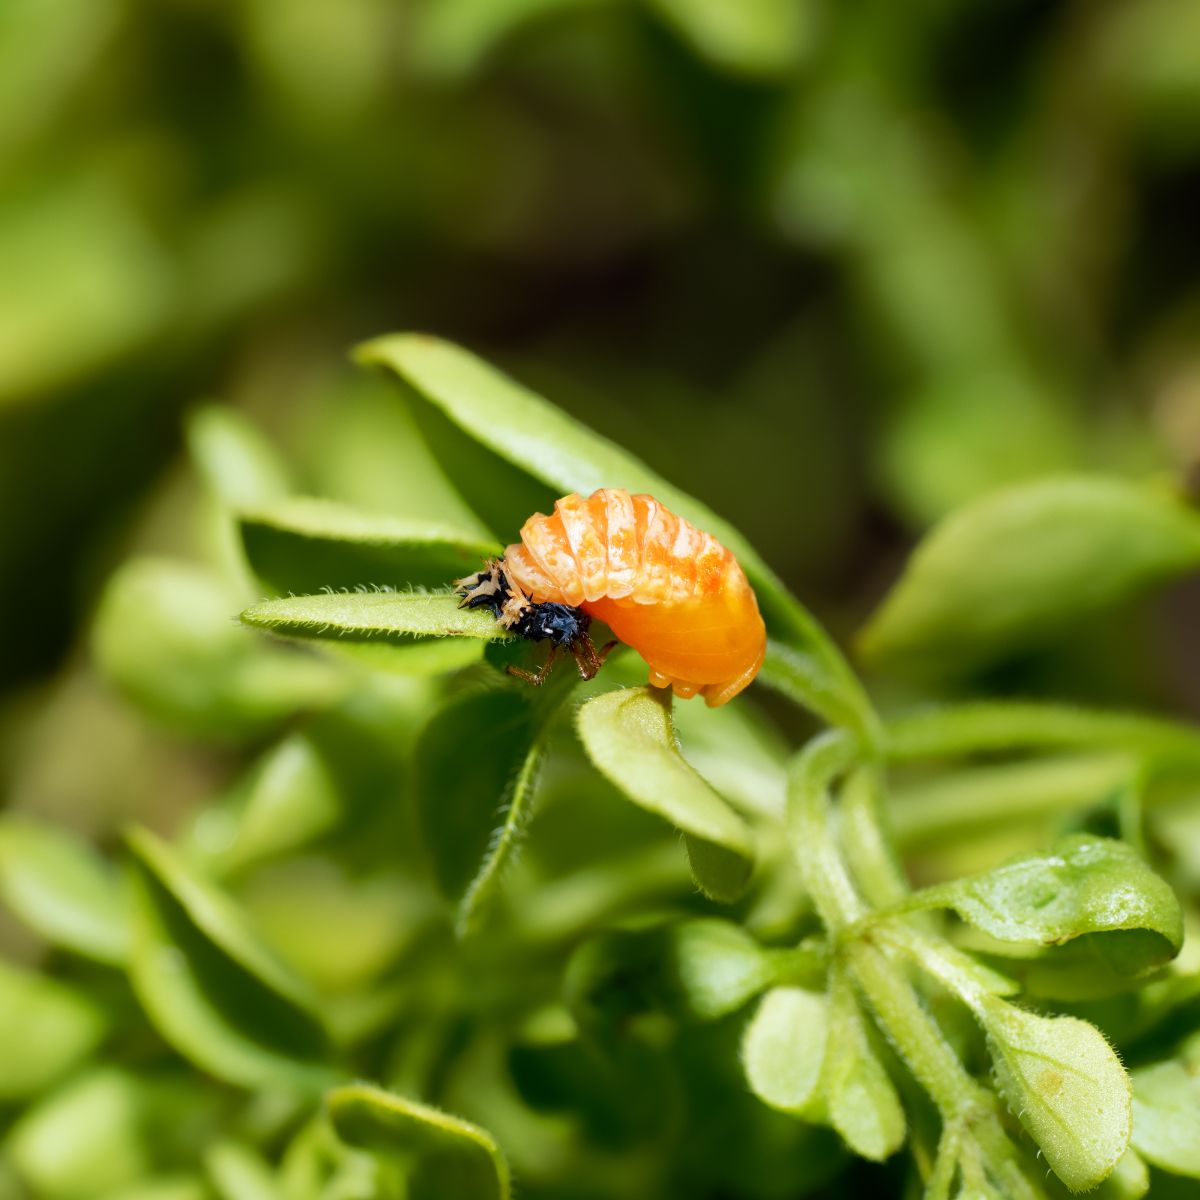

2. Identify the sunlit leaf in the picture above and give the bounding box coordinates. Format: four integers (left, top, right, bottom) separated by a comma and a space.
576, 686, 755, 901
0, 961, 107, 1100
979, 994, 1131, 1193
187, 406, 290, 513
125, 828, 333, 1091
239, 496, 500, 595
95, 558, 344, 739
0, 814, 128, 962
861, 477, 1200, 672
326, 1082, 510, 1200
648, 0, 817, 78
356, 334, 872, 735
1130, 1059, 1200, 1177
741, 986, 828, 1116
907, 835, 1182, 977
6, 1068, 222, 1200
0, 174, 173, 406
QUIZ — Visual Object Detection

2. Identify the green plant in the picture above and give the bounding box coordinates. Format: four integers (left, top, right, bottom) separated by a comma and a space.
7, 334, 1200, 1200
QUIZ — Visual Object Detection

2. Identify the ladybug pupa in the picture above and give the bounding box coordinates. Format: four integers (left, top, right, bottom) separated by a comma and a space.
454, 488, 767, 707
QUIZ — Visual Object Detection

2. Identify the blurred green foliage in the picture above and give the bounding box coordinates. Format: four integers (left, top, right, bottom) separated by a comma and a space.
5, 1, 1200, 1198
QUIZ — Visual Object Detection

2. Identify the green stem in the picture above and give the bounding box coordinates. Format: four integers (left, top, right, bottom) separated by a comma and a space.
787, 735, 986, 1123
885, 701, 1200, 772
840, 765, 909, 906
787, 731, 864, 933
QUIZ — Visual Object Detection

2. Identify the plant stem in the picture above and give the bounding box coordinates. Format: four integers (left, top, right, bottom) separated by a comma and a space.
885, 701, 1200, 773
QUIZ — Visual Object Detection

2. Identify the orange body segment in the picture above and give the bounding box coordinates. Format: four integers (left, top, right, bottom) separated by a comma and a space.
503, 489, 767, 706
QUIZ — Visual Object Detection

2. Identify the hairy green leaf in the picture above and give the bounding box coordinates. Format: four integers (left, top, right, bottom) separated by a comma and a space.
327, 1083, 510, 1200
0, 961, 107, 1100
861, 477, 1200, 672
741, 986, 828, 1116
0, 814, 128, 962
95, 558, 344, 738
978, 994, 1131, 1193
823, 972, 905, 1161
239, 496, 501, 595
413, 687, 547, 935
908, 835, 1182, 976
125, 828, 332, 1091
1130, 1059, 1200, 1177
576, 686, 755, 901
356, 334, 872, 735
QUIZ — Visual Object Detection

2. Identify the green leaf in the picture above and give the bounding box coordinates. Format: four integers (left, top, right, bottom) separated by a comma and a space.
94, 558, 345, 739
576, 686, 755, 901
0, 960, 107, 1100
566, 918, 810, 1027
356, 334, 872, 736
238, 496, 501, 596
978, 994, 1131, 1193
186, 406, 290, 512
6, 1068, 222, 1200
189, 732, 344, 875
124, 827, 332, 1091
861, 477, 1200, 672
0, 815, 128, 962
907, 835, 1183, 977
822, 971, 905, 1161
413, 687, 548, 935
741, 986, 828, 1116
0, 173, 173, 407
204, 1140, 281, 1200
648, 0, 817, 78
326, 1082, 510, 1200
1130, 1059, 1200, 1177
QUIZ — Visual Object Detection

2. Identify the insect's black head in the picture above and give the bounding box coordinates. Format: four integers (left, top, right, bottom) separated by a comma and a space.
511, 601, 590, 648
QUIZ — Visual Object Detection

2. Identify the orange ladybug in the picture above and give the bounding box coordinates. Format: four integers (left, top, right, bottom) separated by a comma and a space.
454, 489, 766, 707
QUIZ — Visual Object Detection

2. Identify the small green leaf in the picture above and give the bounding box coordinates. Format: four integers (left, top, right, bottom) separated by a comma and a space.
822, 972, 905, 1161
204, 1140, 281, 1200
326, 1082, 510, 1200
861, 477, 1200, 672
125, 827, 332, 1091
356, 334, 872, 735
242, 591, 505, 643
414, 688, 537, 909
189, 732, 344, 875
6, 1068, 222, 1200
649, 0, 816, 78
908, 835, 1182, 977
94, 558, 344, 739
741, 986, 828, 1116
186, 406, 290, 512
566, 918, 806, 1026
1130, 1059, 1200, 1177
0, 815, 128, 962
0, 960, 107, 1100
239, 496, 501, 595
978, 994, 1131, 1193
576, 686, 755, 901
413, 679, 566, 937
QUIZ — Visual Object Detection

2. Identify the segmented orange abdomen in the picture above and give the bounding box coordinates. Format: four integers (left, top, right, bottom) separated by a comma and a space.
503, 489, 767, 706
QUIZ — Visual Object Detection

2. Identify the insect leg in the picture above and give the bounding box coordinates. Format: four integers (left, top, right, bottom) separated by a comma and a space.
570, 633, 617, 681
505, 644, 558, 687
